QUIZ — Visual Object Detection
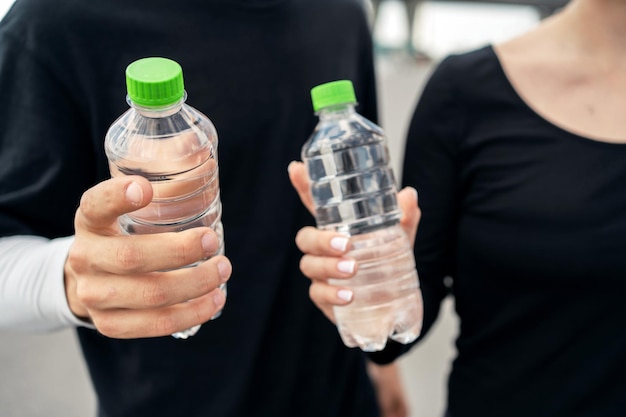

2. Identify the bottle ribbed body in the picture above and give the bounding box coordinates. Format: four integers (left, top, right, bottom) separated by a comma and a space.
104, 101, 225, 339
302, 105, 422, 351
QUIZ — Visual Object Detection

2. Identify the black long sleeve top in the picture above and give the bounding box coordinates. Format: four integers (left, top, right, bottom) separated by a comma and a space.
0, 1, 381, 416
373, 45, 626, 417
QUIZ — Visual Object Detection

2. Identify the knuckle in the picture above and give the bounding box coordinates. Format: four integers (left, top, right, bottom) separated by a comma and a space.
164, 232, 200, 268
115, 240, 144, 272
308, 283, 316, 299
309, 282, 327, 306
78, 186, 109, 219
78, 191, 95, 216
192, 302, 206, 326
75, 280, 99, 308
295, 229, 304, 248
142, 284, 171, 308
198, 269, 218, 295
299, 256, 312, 278
174, 236, 195, 265
294, 227, 310, 251
154, 314, 177, 335
94, 316, 119, 338
67, 243, 90, 274
196, 297, 216, 322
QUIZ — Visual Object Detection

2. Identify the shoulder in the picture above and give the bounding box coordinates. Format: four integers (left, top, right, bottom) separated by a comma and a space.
417, 46, 496, 107
409, 46, 507, 140
428, 46, 500, 93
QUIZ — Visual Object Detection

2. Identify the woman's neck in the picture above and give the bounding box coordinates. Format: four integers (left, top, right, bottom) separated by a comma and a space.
558, 0, 626, 65
493, 0, 626, 144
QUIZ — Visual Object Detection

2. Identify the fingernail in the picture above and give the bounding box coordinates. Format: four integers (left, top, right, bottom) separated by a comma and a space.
212, 289, 225, 307
202, 233, 218, 254
330, 237, 349, 252
125, 182, 143, 205
337, 289, 353, 302
337, 259, 355, 274
217, 260, 231, 282
287, 161, 297, 173
407, 186, 418, 201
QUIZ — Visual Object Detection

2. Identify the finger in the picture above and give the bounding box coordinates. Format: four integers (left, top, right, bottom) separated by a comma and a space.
295, 226, 351, 256
76, 255, 232, 310
299, 254, 356, 281
397, 186, 420, 246
92, 287, 227, 339
73, 227, 221, 275
309, 281, 353, 311
288, 161, 315, 215
76, 176, 154, 232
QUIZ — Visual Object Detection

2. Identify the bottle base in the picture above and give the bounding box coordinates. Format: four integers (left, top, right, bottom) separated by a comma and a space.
171, 324, 202, 339
335, 290, 423, 351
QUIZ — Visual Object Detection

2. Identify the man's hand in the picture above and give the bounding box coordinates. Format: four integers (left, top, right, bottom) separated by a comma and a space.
64, 176, 231, 339
288, 161, 420, 322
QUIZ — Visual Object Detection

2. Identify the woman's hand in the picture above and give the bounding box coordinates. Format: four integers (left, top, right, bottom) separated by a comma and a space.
288, 161, 420, 322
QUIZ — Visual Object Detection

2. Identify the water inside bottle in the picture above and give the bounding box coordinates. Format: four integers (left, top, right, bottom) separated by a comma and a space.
109, 143, 225, 338
305, 122, 422, 351
111, 154, 222, 235
308, 141, 401, 234
330, 225, 422, 351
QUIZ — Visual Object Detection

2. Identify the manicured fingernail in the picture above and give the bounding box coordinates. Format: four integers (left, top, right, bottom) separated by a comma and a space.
217, 260, 231, 282
212, 289, 225, 307
337, 259, 355, 274
407, 186, 418, 201
202, 233, 218, 254
125, 182, 143, 205
337, 289, 353, 302
330, 237, 349, 252
287, 161, 298, 173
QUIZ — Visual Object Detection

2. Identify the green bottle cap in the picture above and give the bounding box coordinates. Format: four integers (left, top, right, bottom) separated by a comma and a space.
125, 57, 184, 107
310, 80, 357, 112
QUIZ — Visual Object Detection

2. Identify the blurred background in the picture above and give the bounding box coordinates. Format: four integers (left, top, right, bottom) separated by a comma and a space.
0, 1, 566, 416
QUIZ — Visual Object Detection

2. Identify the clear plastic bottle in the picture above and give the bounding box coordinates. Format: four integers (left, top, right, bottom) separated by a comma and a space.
104, 57, 225, 339
302, 80, 423, 352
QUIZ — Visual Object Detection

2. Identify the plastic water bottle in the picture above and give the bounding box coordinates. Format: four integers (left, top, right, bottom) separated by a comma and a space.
104, 57, 225, 339
302, 80, 423, 352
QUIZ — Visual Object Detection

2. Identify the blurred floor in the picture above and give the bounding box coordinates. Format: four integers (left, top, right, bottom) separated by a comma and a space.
0, 1, 548, 416
0, 329, 95, 417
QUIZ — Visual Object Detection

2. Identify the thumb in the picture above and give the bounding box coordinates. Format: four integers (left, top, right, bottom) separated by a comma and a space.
75, 176, 154, 233
397, 186, 420, 246
288, 160, 315, 215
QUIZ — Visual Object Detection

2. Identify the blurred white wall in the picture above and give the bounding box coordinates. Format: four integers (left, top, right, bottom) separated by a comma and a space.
0, 0, 14, 18
374, 0, 541, 59
415, 1, 540, 59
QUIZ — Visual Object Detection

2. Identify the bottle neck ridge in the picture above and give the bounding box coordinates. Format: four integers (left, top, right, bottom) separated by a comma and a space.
127, 94, 186, 118
317, 103, 356, 121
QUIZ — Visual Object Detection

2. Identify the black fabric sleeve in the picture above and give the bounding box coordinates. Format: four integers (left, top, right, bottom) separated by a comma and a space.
0, 31, 94, 238
368, 56, 464, 364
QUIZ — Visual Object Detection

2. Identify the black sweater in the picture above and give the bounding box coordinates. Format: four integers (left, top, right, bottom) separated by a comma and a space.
374, 45, 626, 417
0, 1, 380, 416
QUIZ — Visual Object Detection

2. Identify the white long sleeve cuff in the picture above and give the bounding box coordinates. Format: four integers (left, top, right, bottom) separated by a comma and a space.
0, 235, 94, 332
